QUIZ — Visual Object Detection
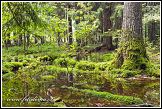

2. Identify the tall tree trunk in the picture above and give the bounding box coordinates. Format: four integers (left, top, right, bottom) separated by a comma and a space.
147, 2, 158, 44
34, 36, 38, 44
68, 4, 73, 45
26, 34, 30, 48
40, 36, 45, 44
18, 34, 23, 46
5, 33, 11, 49
102, 3, 113, 50
148, 21, 156, 43
57, 32, 61, 46
13, 32, 18, 46
113, 3, 123, 49
115, 2, 148, 70
99, 10, 103, 43
24, 33, 26, 52
75, 4, 81, 46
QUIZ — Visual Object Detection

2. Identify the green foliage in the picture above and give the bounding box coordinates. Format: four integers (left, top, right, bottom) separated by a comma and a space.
145, 62, 160, 77
121, 70, 140, 78
41, 75, 56, 81
2, 62, 24, 73
2, 2, 160, 107
88, 52, 115, 62
74, 21, 98, 39
2, 72, 15, 80
54, 57, 76, 67
75, 61, 96, 71
121, 57, 147, 70
39, 55, 53, 62
96, 62, 108, 71
46, 65, 68, 74
143, 4, 160, 24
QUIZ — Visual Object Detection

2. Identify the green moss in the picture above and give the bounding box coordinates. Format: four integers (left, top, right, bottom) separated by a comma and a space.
116, 38, 148, 71
61, 86, 143, 105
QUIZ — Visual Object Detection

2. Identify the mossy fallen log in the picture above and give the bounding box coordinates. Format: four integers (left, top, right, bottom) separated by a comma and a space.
61, 86, 143, 105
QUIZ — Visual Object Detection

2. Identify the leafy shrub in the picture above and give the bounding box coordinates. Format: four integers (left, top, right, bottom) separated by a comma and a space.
2, 72, 15, 80
102, 52, 115, 61
121, 70, 140, 78
87, 52, 115, 62
3, 62, 24, 73
54, 57, 76, 67
95, 62, 108, 71
39, 55, 53, 62
145, 62, 160, 77
75, 61, 96, 71
109, 69, 140, 78
41, 75, 56, 81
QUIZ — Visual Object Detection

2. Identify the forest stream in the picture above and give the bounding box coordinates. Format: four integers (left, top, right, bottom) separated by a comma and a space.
21, 74, 160, 107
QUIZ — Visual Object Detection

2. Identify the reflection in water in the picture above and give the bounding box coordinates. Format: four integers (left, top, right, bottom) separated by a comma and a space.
48, 75, 160, 107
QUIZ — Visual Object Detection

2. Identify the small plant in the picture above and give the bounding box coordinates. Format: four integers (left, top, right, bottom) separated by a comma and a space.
2, 62, 24, 73
75, 61, 96, 71
54, 57, 76, 68
41, 75, 56, 81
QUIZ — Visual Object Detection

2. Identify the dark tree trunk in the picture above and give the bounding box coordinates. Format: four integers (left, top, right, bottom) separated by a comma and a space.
40, 36, 45, 44
113, 3, 123, 29
13, 32, 18, 46
24, 33, 26, 52
76, 19, 81, 45
57, 32, 61, 46
102, 3, 113, 50
5, 33, 11, 48
99, 11, 103, 43
113, 3, 123, 49
18, 34, 23, 46
147, 2, 158, 44
115, 2, 148, 70
68, 4, 73, 45
26, 34, 30, 48
34, 37, 38, 44
7, 34, 11, 47
148, 21, 156, 43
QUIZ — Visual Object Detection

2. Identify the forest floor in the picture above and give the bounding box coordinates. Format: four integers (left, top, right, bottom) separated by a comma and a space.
2, 43, 160, 107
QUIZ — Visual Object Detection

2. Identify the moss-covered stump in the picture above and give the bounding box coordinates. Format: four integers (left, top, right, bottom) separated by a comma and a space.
115, 38, 148, 70
61, 86, 143, 105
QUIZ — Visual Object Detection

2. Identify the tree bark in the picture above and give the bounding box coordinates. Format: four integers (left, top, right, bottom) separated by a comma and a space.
34, 36, 38, 44
18, 34, 23, 46
68, 4, 73, 45
102, 3, 113, 50
26, 34, 30, 48
5, 33, 11, 49
40, 36, 45, 44
57, 32, 61, 46
148, 21, 156, 43
115, 2, 148, 70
